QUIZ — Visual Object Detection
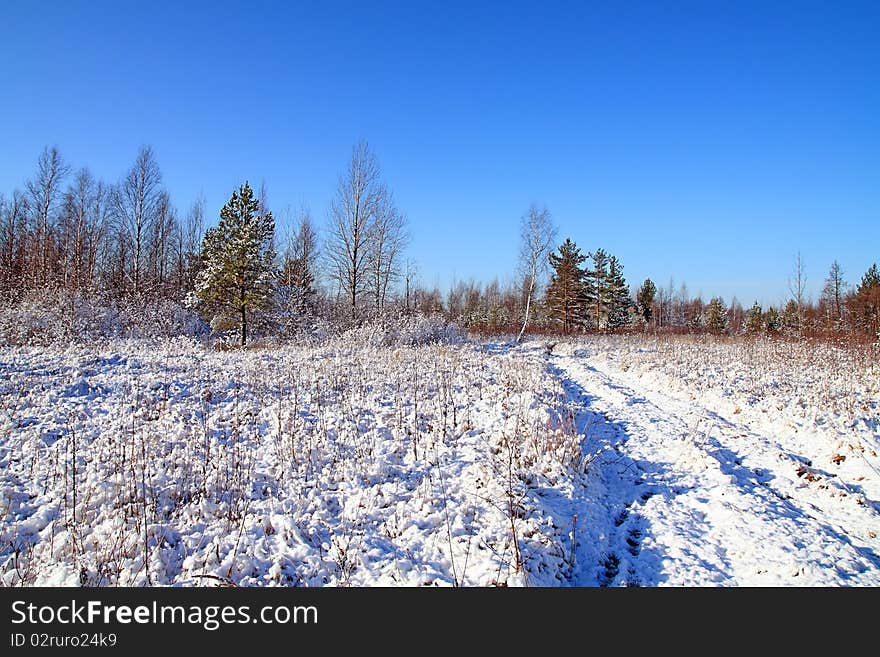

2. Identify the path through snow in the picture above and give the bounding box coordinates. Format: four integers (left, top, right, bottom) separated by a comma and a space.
551, 344, 880, 586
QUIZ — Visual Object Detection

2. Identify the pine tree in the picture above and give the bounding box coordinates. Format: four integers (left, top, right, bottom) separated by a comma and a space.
605, 255, 632, 332
745, 301, 763, 334
195, 182, 276, 346
545, 238, 587, 333
782, 299, 800, 333
765, 306, 781, 333
636, 278, 656, 326
687, 297, 705, 332
705, 296, 728, 334
584, 248, 609, 331
854, 263, 880, 336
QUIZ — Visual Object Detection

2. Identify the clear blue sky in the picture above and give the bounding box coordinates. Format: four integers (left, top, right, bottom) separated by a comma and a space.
1, 0, 878, 307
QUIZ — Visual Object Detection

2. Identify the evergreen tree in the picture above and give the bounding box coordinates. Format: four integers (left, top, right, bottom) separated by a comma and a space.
782, 299, 800, 333
584, 248, 609, 331
765, 306, 781, 333
195, 182, 276, 346
605, 255, 633, 331
854, 263, 880, 336
860, 262, 880, 288
636, 278, 656, 326
705, 296, 728, 334
687, 297, 705, 332
545, 238, 587, 333
745, 301, 763, 334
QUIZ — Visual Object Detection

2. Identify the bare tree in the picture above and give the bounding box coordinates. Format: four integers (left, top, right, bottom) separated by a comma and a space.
183, 196, 205, 259
404, 258, 418, 314
657, 277, 676, 329
149, 191, 178, 292
292, 208, 319, 289
89, 181, 113, 290
60, 168, 109, 293
175, 195, 205, 296
821, 260, 847, 330
60, 170, 89, 291
516, 203, 556, 342
787, 251, 807, 333
115, 146, 162, 295
0, 190, 29, 294
280, 206, 320, 324
26, 146, 69, 287
326, 141, 382, 319
368, 186, 408, 312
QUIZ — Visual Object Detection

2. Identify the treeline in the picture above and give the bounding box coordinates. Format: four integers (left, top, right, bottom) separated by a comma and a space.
1, 144, 877, 344
623, 261, 880, 339
392, 259, 879, 340
0, 142, 414, 344
0, 145, 202, 303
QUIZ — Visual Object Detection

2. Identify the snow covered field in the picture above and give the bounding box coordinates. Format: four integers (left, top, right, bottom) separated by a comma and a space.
0, 336, 585, 586
1, 334, 878, 586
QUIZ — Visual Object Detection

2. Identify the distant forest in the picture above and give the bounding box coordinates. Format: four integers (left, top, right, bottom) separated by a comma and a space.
1, 143, 878, 345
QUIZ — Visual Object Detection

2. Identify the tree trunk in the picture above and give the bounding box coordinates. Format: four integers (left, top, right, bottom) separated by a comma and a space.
517, 285, 533, 343
240, 287, 247, 347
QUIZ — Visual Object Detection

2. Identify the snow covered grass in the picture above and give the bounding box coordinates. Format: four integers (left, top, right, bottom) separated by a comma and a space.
584, 334, 879, 453
3, 333, 877, 587
0, 338, 586, 587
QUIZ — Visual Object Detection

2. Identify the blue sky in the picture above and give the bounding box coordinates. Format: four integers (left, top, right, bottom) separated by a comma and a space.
1, 1, 878, 306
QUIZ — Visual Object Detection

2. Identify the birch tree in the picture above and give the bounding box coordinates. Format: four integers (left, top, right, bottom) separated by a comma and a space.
787, 251, 807, 333
0, 191, 29, 294
26, 146, 68, 287
326, 141, 382, 320
368, 186, 408, 313
278, 207, 320, 332
516, 203, 556, 342
115, 146, 162, 295
60, 169, 108, 293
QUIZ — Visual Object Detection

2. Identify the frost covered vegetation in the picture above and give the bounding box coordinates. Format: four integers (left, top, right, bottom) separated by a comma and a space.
2, 332, 878, 587
4, 145, 878, 349
589, 334, 880, 429
0, 336, 587, 587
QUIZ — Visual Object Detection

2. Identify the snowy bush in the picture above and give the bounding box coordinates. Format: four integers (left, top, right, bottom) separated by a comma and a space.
394, 314, 463, 345
0, 292, 209, 346
329, 315, 462, 349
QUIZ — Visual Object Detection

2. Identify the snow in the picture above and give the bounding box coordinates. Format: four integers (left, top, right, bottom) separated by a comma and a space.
0, 337, 583, 587
553, 336, 880, 585
1, 334, 877, 586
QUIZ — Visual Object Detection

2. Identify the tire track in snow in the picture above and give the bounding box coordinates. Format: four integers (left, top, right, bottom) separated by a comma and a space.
549, 360, 665, 586
551, 347, 880, 586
